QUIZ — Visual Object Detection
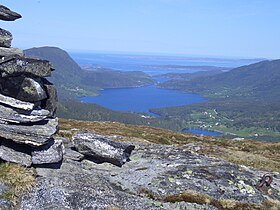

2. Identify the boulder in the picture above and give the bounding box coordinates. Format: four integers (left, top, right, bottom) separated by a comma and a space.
0, 76, 47, 102
32, 139, 63, 165
0, 47, 23, 57
0, 104, 49, 123
0, 56, 53, 77
0, 140, 32, 167
73, 133, 135, 167
41, 79, 57, 117
0, 28, 12, 48
0, 5, 21, 21
0, 118, 58, 147
0, 92, 34, 110
17, 77, 47, 102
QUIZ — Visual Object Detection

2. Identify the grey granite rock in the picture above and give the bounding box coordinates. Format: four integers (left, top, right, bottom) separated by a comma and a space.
0, 92, 34, 111
73, 133, 135, 167
0, 56, 53, 77
20, 161, 217, 210
0, 104, 49, 123
0, 76, 47, 102
0, 118, 58, 147
0, 5, 21, 21
0, 140, 32, 167
18, 77, 47, 102
0, 47, 23, 57
18, 140, 280, 209
41, 79, 57, 117
64, 148, 84, 161
32, 139, 63, 165
0, 28, 12, 48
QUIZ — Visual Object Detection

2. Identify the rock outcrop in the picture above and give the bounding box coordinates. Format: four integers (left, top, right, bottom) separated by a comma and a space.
19, 142, 280, 210
0, 5, 60, 167
73, 133, 135, 167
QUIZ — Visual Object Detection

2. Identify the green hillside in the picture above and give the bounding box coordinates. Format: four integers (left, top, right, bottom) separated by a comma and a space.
24, 47, 154, 99
161, 59, 280, 100
155, 59, 280, 141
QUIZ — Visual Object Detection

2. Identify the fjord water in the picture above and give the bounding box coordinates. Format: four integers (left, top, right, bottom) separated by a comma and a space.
80, 85, 206, 114
73, 52, 258, 137
182, 128, 223, 137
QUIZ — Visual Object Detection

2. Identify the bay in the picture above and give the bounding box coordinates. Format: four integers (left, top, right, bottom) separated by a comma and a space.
80, 85, 206, 114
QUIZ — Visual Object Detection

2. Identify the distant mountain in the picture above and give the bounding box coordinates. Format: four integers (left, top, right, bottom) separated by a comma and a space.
160, 59, 280, 100
24, 47, 154, 99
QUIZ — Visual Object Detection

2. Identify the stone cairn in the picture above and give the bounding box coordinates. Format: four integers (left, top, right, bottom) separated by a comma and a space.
0, 5, 62, 167
0, 5, 135, 168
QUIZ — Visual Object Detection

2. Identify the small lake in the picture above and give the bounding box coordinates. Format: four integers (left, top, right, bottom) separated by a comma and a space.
182, 128, 223, 137
80, 85, 206, 114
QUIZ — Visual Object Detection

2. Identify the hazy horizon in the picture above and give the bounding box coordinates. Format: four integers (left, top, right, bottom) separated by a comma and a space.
2, 0, 280, 59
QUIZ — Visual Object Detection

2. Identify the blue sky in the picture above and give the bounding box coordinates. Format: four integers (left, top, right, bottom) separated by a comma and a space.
1, 0, 280, 58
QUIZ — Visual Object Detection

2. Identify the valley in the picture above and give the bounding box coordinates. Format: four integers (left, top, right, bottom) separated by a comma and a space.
24, 47, 280, 142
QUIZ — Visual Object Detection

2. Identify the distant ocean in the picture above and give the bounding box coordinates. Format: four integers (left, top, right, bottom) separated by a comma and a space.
70, 52, 262, 76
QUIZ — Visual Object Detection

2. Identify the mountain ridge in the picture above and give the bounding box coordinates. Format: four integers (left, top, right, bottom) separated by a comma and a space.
160, 59, 280, 100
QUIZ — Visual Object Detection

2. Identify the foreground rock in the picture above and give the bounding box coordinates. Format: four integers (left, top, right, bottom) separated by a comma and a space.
19, 142, 280, 210
0, 5, 21, 21
0, 47, 23, 57
0, 140, 32, 167
0, 105, 49, 123
0, 93, 34, 110
0, 118, 58, 147
32, 139, 63, 165
0, 4, 59, 167
0, 28, 12, 47
0, 76, 47, 102
73, 133, 135, 167
0, 56, 53, 77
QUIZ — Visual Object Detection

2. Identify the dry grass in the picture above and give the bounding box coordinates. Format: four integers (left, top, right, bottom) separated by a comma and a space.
164, 191, 280, 210
0, 162, 35, 204
59, 118, 280, 172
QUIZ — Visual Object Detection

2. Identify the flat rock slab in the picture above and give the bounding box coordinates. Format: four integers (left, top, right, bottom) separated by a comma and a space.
73, 133, 135, 167
0, 47, 23, 57
0, 56, 53, 77
108, 143, 280, 204
0, 104, 49, 123
32, 139, 63, 165
0, 5, 21, 21
0, 118, 58, 147
0, 28, 12, 48
0, 140, 32, 167
0, 92, 34, 111
20, 162, 215, 210
19, 141, 280, 209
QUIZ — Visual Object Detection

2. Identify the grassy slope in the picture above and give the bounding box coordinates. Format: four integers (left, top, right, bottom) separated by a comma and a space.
59, 118, 280, 172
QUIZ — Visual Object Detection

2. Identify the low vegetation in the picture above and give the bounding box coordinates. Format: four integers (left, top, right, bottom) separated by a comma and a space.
164, 191, 280, 210
0, 163, 35, 204
59, 118, 280, 172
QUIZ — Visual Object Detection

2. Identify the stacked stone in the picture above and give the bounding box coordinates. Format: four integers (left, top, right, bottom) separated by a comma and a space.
0, 5, 63, 167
